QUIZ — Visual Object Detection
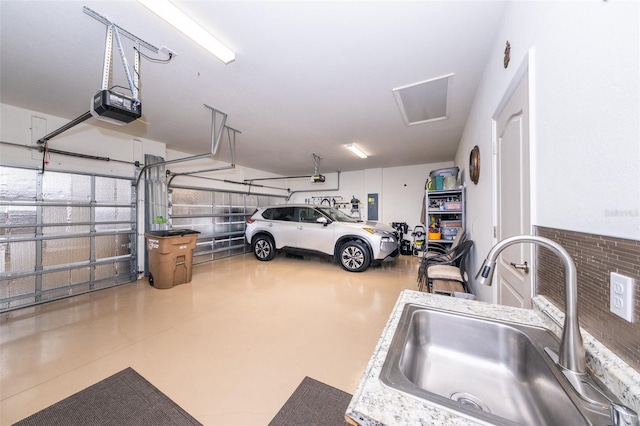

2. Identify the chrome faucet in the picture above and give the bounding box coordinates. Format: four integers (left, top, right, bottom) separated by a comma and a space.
477, 234, 639, 425
476, 235, 585, 374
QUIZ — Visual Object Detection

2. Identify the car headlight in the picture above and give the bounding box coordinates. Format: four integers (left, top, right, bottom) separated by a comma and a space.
364, 228, 396, 241
364, 228, 392, 235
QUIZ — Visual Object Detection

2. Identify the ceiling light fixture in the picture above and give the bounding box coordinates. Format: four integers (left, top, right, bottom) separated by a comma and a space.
346, 144, 368, 159
137, 0, 235, 64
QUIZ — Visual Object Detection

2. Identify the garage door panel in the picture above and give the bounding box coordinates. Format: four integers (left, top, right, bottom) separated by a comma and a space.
0, 276, 35, 308
42, 172, 92, 201
42, 268, 91, 290
43, 206, 90, 224
42, 237, 91, 266
0, 166, 137, 312
168, 186, 288, 264
2, 241, 36, 273
95, 235, 131, 259
0, 168, 37, 200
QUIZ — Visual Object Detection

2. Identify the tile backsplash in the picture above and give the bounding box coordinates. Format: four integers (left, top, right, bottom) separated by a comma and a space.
535, 226, 640, 372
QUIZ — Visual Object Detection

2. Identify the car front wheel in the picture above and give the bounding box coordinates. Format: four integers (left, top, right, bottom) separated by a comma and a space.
252, 235, 275, 261
339, 240, 371, 272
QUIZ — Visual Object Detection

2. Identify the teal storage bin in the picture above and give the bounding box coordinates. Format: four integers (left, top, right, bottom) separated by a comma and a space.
435, 175, 444, 190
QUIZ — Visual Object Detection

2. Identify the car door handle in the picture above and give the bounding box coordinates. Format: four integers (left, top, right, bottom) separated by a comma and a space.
510, 261, 530, 274
297, 226, 303, 230
267, 223, 273, 227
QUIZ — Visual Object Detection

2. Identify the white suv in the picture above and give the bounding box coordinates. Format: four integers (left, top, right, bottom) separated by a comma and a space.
245, 205, 399, 272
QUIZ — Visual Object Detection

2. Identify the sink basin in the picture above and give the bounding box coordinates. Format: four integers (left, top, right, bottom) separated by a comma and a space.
380, 304, 610, 425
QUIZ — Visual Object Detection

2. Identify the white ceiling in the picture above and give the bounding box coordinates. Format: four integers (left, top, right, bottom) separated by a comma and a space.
0, 1, 506, 176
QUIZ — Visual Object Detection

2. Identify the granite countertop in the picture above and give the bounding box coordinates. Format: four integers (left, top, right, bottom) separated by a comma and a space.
345, 290, 640, 426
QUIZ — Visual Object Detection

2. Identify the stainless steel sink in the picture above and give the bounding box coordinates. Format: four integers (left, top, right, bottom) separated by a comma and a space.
380, 304, 614, 426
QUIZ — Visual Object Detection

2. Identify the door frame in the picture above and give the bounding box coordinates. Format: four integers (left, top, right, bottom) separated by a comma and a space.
490, 49, 537, 304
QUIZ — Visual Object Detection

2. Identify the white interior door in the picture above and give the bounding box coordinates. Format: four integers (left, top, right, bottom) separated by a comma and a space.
494, 72, 532, 308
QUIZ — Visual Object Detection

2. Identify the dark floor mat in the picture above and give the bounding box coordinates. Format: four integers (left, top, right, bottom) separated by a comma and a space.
13, 367, 202, 426
268, 376, 353, 426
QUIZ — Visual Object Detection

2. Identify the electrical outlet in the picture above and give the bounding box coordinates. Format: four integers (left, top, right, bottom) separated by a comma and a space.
610, 272, 635, 322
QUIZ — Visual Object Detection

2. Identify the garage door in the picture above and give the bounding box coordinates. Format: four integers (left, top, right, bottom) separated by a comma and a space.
169, 186, 286, 264
0, 166, 137, 312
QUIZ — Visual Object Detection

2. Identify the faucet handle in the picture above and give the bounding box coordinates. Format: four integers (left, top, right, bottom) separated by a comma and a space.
612, 403, 639, 426
581, 380, 639, 426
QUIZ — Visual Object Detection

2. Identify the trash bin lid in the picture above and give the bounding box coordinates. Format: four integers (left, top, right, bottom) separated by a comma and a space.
145, 229, 201, 237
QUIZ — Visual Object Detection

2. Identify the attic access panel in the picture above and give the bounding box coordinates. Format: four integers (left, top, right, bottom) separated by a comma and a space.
393, 73, 454, 126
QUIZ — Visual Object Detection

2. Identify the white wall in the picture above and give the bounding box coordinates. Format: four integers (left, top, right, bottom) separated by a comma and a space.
455, 0, 640, 302
289, 161, 454, 231
532, 1, 639, 236
0, 104, 163, 176
288, 170, 364, 207
381, 162, 453, 230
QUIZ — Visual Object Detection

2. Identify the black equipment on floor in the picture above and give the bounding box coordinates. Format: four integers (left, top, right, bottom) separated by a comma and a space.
392, 222, 412, 255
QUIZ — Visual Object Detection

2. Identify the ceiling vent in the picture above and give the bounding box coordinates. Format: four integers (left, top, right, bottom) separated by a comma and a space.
392, 73, 453, 126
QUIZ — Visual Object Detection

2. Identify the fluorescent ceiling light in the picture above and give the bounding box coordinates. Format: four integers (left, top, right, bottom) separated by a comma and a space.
346, 144, 368, 159
138, 0, 235, 64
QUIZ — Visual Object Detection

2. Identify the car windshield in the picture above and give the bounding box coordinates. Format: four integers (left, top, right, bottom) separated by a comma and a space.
316, 207, 359, 223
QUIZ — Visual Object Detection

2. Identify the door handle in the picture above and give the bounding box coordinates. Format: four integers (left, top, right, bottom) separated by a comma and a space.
267, 223, 273, 227
297, 226, 303, 230
510, 261, 530, 274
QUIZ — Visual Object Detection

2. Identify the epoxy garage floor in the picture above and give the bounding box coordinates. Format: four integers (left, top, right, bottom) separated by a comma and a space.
1, 253, 419, 425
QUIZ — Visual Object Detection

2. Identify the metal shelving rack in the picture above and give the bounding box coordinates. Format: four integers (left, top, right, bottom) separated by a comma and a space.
425, 187, 465, 252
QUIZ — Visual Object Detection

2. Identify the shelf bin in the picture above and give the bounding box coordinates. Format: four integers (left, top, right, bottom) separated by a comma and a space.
145, 229, 200, 289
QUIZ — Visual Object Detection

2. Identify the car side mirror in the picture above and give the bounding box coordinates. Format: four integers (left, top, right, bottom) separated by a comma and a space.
316, 216, 330, 226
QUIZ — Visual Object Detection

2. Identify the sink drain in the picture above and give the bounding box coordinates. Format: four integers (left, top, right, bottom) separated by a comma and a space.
450, 392, 491, 413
